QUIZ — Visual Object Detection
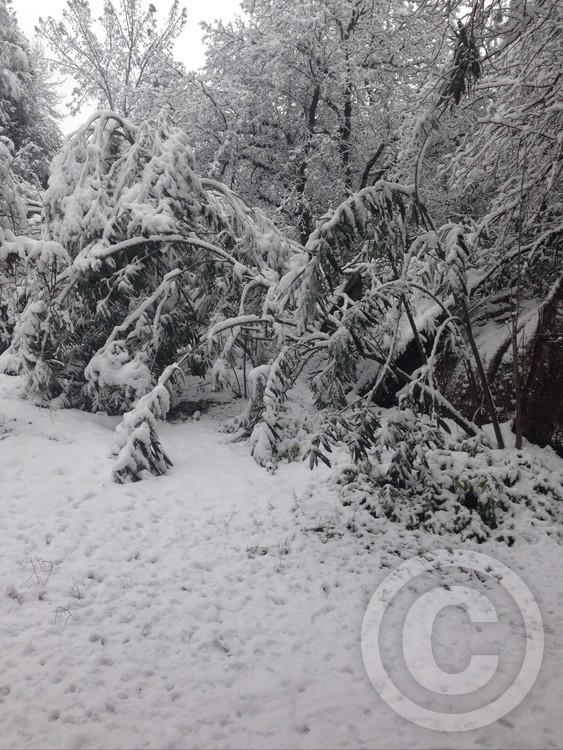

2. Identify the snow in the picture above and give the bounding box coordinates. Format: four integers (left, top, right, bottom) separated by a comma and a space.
0, 372, 562, 749
0, 237, 69, 271
84, 343, 153, 411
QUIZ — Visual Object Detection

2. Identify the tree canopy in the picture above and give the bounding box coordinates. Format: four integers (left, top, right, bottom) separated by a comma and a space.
38, 0, 187, 119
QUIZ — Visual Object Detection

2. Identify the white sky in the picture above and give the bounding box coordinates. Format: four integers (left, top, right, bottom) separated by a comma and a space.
12, 0, 241, 132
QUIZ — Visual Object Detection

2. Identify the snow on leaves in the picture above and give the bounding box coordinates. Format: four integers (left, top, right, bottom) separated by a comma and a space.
112, 364, 177, 483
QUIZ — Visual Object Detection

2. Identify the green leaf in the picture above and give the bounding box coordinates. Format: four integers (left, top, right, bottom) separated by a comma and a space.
437, 417, 452, 435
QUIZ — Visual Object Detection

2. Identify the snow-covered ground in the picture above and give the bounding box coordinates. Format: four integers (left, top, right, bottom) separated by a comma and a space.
1, 372, 562, 749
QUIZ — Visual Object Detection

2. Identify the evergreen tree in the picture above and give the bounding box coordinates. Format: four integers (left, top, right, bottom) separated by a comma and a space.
1, 0, 62, 352
0, 0, 61, 190
6, 110, 296, 421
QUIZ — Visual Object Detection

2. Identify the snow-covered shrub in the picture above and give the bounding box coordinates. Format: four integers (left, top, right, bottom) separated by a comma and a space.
6, 299, 67, 401
338, 434, 563, 543
0, 136, 27, 350
6, 111, 297, 417
84, 342, 153, 414
0, 234, 69, 376
112, 365, 178, 483
230, 346, 307, 469
3, 110, 304, 476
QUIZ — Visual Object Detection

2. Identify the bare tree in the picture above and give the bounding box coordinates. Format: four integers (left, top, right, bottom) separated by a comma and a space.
38, 0, 187, 119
